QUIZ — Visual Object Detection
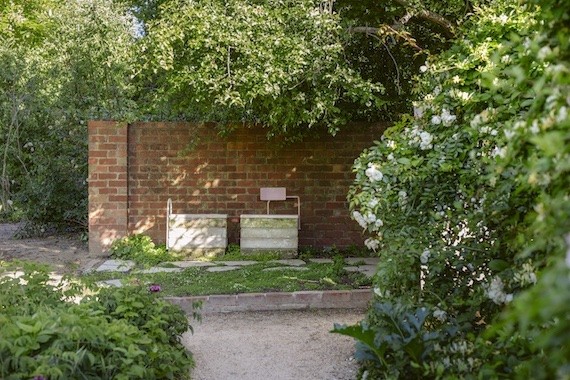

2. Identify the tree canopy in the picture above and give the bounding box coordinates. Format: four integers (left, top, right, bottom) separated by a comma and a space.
1, 0, 475, 225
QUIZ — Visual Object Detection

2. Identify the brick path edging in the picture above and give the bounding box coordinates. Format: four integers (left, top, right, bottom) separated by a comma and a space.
166, 289, 373, 314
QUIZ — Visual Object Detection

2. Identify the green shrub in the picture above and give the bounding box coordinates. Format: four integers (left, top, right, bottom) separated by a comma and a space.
110, 234, 177, 266
346, 0, 569, 377
0, 262, 196, 379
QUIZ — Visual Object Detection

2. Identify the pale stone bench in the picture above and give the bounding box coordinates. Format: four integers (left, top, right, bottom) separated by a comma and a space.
167, 199, 227, 258
240, 215, 299, 258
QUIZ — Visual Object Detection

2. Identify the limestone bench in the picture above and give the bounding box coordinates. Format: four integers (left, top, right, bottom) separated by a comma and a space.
166, 199, 227, 258
240, 187, 300, 258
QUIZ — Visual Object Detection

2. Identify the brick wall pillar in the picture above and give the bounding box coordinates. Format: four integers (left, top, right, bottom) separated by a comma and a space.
88, 121, 128, 257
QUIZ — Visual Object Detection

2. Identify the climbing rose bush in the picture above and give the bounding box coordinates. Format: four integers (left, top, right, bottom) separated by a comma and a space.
347, 0, 569, 377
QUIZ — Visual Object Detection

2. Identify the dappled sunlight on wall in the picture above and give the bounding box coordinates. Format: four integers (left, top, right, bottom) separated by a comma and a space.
88, 120, 388, 255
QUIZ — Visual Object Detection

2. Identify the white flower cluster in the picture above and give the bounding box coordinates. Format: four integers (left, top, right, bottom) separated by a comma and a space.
368, 198, 379, 208
480, 126, 498, 136
353, 209, 384, 232
485, 277, 513, 305
365, 163, 383, 182
352, 210, 367, 229
470, 108, 493, 128
420, 249, 431, 264
448, 89, 472, 103
365, 237, 380, 251
431, 108, 457, 126
490, 146, 507, 158
407, 125, 434, 150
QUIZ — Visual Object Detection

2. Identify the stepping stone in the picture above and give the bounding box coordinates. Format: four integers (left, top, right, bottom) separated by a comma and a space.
81, 259, 105, 274
262, 266, 309, 272
166, 261, 217, 268
344, 265, 377, 278
207, 266, 240, 272
95, 260, 135, 273
135, 267, 183, 274
359, 265, 378, 277
307, 258, 334, 264
97, 279, 123, 287
217, 261, 258, 266
344, 257, 379, 266
268, 259, 306, 266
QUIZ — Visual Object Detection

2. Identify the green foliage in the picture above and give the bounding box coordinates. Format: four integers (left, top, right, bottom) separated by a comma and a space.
139, 0, 384, 137
110, 234, 177, 266
333, 301, 462, 379
82, 260, 371, 296
0, 0, 137, 227
0, 262, 195, 379
1, 0, 480, 228
347, 0, 569, 377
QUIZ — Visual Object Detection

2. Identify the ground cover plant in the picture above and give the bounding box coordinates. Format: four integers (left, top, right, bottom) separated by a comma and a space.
341, 0, 569, 378
99, 234, 372, 295
0, 261, 196, 379
110, 234, 178, 266
84, 258, 372, 297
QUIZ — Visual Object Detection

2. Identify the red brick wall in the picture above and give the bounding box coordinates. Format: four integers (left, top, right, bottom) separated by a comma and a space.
88, 121, 386, 255
88, 121, 128, 256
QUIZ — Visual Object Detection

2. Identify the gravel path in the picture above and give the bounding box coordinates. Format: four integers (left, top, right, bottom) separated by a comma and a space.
183, 309, 364, 380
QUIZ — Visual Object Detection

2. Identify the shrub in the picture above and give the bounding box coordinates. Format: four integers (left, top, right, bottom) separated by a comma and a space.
0, 262, 196, 379
346, 0, 569, 377
110, 234, 177, 266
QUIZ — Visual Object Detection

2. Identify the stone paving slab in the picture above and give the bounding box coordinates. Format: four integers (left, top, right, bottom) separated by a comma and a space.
95, 260, 135, 273
166, 261, 217, 268
206, 266, 240, 272
135, 267, 184, 274
345, 265, 377, 277
344, 257, 379, 266
262, 266, 309, 272
307, 258, 334, 264
268, 259, 306, 266
216, 260, 258, 266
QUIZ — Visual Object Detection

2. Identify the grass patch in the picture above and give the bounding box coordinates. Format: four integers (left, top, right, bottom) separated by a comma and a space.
81, 261, 372, 296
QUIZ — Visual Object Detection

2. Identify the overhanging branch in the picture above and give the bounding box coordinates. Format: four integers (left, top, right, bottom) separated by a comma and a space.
391, 0, 456, 38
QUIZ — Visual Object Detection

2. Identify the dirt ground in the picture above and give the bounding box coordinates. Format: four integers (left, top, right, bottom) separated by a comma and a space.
0, 223, 98, 274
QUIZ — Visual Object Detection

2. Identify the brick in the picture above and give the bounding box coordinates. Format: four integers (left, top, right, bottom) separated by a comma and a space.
89, 121, 387, 255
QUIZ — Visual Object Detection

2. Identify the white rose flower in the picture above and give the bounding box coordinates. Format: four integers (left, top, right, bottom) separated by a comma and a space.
431, 115, 442, 125
365, 238, 380, 252
419, 131, 433, 150
364, 212, 377, 224
352, 211, 367, 229
441, 108, 457, 126
413, 106, 424, 119
420, 249, 430, 264
486, 277, 512, 304
365, 164, 384, 182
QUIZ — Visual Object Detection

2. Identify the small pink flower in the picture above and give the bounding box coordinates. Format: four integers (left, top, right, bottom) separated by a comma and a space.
149, 284, 161, 293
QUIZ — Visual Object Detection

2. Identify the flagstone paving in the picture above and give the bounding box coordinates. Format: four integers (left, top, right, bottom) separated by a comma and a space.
93, 257, 378, 277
